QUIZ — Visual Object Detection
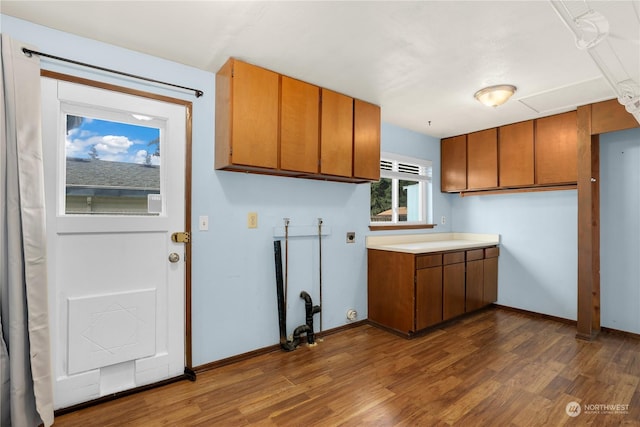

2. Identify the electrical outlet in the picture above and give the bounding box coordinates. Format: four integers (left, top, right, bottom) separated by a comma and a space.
441, 216, 446, 225
346, 232, 356, 243
247, 212, 258, 228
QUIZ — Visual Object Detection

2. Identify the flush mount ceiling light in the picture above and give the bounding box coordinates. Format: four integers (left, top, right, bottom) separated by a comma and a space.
474, 85, 517, 107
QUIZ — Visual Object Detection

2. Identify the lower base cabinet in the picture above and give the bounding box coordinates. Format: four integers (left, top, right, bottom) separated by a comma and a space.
416, 255, 443, 330
465, 249, 485, 312
484, 247, 499, 305
368, 246, 499, 337
443, 251, 466, 321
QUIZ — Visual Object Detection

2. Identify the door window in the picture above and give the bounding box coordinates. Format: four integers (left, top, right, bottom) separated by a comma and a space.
63, 112, 163, 215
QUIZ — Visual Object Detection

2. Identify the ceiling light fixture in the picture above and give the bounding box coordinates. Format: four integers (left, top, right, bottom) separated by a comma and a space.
474, 84, 517, 107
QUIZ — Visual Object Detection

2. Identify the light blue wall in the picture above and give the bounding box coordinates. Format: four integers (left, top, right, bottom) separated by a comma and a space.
2, 15, 440, 365
600, 128, 640, 334
451, 190, 578, 320
193, 172, 371, 363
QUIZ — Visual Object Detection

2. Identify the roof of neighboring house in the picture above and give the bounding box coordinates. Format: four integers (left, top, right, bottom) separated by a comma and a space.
66, 158, 160, 190
375, 207, 408, 217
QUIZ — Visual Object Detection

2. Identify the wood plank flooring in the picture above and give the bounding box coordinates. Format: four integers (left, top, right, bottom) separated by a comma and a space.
54, 307, 640, 426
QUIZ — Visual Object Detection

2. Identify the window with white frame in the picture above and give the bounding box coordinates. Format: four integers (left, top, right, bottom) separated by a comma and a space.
370, 152, 432, 225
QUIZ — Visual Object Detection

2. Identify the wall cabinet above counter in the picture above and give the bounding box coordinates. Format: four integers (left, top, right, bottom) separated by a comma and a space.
215, 58, 381, 183
441, 110, 578, 194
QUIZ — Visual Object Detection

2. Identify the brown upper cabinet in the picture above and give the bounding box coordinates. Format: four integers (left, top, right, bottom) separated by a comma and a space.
499, 120, 534, 187
353, 99, 382, 181
280, 76, 320, 174
215, 58, 380, 183
215, 59, 279, 170
591, 99, 640, 134
441, 135, 467, 192
320, 89, 353, 177
535, 111, 578, 185
467, 128, 497, 190
440, 110, 578, 193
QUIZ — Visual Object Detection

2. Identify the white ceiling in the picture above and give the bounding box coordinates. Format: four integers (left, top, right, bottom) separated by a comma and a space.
2, 1, 639, 138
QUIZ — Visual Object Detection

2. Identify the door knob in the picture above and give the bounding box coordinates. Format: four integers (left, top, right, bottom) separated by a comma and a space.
168, 253, 180, 263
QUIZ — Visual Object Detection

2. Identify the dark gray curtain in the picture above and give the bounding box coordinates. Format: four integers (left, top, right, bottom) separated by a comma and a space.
1, 34, 54, 427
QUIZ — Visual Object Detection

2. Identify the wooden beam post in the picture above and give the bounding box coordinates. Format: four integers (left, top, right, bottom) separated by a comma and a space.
576, 104, 599, 340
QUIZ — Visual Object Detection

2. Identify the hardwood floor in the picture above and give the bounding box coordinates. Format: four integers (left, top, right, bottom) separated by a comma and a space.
54, 307, 640, 426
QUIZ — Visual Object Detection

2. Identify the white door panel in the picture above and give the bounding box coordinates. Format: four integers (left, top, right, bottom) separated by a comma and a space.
41, 77, 186, 408
56, 233, 167, 295
67, 288, 157, 375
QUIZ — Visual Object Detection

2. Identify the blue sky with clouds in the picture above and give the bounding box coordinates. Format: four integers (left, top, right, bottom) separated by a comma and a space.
66, 115, 160, 165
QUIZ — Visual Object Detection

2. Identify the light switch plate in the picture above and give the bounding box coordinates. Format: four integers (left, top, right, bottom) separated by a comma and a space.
199, 215, 209, 231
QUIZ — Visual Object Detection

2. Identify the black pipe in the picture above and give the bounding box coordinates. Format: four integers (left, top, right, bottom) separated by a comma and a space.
299, 291, 321, 345
274, 241, 295, 352
291, 324, 312, 348
274, 241, 322, 351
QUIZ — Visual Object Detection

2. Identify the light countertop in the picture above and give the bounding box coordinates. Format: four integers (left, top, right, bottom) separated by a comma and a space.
366, 233, 500, 254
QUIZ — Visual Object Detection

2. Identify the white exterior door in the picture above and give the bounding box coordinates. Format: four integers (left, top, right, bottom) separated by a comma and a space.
41, 77, 187, 409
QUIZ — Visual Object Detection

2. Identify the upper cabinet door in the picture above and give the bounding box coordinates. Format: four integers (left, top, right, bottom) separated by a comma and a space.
441, 135, 467, 192
353, 99, 381, 180
535, 111, 578, 185
320, 89, 354, 177
467, 128, 497, 190
214, 59, 233, 170
231, 60, 279, 169
280, 76, 320, 173
499, 120, 534, 187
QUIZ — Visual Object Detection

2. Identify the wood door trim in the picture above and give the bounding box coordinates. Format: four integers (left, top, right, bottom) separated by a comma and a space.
42, 70, 194, 367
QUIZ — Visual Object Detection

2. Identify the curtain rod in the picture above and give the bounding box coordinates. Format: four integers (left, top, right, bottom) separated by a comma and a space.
22, 47, 204, 98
